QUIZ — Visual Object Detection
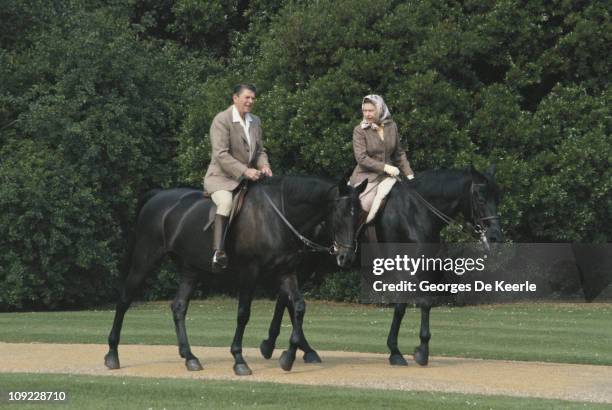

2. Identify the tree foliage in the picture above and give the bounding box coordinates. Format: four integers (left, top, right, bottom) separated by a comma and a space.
1, 2, 186, 309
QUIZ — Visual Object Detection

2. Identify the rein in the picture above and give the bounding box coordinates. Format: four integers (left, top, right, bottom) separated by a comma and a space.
262, 189, 337, 255
409, 180, 500, 238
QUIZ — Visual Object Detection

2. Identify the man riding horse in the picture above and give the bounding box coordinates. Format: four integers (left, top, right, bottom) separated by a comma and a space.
204, 84, 273, 272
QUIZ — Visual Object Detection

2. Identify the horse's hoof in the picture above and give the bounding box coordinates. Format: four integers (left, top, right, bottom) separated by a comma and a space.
389, 353, 408, 366
260, 339, 275, 359
185, 358, 203, 371
303, 350, 322, 363
414, 347, 429, 366
104, 352, 120, 370
233, 363, 252, 376
279, 350, 295, 371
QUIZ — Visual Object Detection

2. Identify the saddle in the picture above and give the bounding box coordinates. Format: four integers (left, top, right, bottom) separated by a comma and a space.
202, 182, 249, 232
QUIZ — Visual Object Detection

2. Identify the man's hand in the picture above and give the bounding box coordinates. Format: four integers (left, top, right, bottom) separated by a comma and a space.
407, 173, 415, 180
244, 168, 261, 181
260, 166, 273, 177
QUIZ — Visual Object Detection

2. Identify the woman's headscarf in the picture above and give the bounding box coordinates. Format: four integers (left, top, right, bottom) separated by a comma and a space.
360, 94, 391, 130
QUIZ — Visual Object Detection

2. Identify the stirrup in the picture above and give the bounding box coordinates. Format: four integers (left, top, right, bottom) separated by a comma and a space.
212, 249, 228, 272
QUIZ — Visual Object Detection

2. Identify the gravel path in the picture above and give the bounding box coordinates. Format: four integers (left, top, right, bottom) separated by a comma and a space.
2, 342, 611, 403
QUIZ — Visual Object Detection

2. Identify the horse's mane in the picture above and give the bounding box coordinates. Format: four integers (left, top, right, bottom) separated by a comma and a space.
402, 169, 467, 198
400, 168, 500, 201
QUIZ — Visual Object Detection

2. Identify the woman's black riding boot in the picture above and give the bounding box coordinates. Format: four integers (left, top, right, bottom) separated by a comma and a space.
212, 214, 228, 272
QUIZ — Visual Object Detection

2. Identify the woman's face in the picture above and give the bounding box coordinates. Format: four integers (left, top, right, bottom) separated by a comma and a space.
362, 102, 377, 123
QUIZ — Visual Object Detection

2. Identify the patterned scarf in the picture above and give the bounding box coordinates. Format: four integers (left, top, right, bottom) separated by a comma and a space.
360, 94, 391, 130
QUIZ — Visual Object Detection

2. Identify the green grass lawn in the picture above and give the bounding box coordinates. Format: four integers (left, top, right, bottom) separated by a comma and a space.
0, 373, 605, 410
1, 298, 611, 365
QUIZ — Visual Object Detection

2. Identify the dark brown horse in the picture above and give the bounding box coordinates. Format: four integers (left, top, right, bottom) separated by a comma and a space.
259, 166, 502, 366
104, 176, 367, 375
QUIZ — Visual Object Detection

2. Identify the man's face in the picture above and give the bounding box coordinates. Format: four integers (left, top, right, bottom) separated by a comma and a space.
233, 89, 256, 116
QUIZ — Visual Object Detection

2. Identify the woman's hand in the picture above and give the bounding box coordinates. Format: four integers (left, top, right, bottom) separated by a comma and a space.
384, 164, 400, 177
260, 165, 273, 177
244, 168, 262, 181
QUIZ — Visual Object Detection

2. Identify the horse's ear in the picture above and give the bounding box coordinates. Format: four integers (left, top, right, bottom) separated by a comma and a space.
338, 178, 350, 196
485, 163, 497, 176
355, 179, 368, 195
342, 168, 353, 183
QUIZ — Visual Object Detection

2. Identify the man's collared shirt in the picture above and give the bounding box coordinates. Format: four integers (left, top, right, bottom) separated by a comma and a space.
232, 105, 253, 161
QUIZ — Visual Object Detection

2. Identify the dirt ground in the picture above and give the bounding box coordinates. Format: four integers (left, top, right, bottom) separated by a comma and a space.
1, 342, 611, 404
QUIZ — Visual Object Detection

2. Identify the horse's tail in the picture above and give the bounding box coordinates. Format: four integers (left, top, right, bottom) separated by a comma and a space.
119, 188, 162, 279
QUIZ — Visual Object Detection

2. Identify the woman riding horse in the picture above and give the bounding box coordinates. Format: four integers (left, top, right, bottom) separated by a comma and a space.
350, 94, 415, 217
260, 166, 502, 366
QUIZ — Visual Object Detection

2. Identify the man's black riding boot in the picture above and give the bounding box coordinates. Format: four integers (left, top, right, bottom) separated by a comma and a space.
212, 214, 228, 272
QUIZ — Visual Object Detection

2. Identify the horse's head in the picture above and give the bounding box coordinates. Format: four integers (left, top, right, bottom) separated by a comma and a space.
469, 164, 503, 249
331, 178, 368, 268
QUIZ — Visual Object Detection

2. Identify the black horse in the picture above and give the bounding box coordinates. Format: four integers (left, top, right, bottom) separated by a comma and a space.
104, 176, 367, 376
259, 165, 502, 366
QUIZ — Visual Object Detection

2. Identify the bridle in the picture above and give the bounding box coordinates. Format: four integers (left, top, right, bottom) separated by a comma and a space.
330, 195, 359, 255
469, 182, 501, 248
470, 182, 500, 231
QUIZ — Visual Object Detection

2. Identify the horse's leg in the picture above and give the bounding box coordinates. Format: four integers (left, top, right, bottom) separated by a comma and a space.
387, 303, 409, 366
412, 243, 436, 366
105, 238, 163, 370
284, 298, 321, 363
260, 294, 321, 363
279, 275, 307, 371
171, 268, 202, 371
231, 283, 256, 376
260, 294, 284, 359
414, 304, 431, 366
